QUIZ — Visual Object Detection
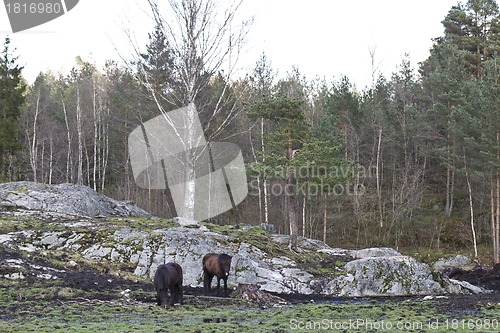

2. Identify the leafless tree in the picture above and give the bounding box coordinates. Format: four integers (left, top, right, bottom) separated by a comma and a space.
129, 0, 252, 221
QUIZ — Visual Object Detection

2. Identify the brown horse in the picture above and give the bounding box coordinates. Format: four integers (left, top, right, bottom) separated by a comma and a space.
203, 253, 232, 297
153, 262, 183, 307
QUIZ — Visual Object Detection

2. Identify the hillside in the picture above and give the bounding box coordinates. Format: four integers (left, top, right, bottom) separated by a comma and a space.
1, 182, 500, 332
0, 182, 489, 296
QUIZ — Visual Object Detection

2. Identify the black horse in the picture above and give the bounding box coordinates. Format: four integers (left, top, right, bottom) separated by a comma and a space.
203, 253, 232, 297
153, 263, 183, 307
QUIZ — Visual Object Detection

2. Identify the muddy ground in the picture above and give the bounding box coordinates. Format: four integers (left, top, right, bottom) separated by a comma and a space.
2, 247, 500, 317
3, 248, 500, 333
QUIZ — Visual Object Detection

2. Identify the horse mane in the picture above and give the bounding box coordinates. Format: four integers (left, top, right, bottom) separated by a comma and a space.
218, 253, 232, 261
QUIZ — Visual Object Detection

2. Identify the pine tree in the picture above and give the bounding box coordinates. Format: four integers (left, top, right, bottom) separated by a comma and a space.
421, 41, 470, 217
249, 94, 308, 252
322, 76, 361, 161
0, 37, 26, 179
442, 0, 500, 77
422, 0, 500, 259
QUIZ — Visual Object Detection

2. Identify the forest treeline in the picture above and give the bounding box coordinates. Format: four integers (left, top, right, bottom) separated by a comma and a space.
0, 0, 499, 259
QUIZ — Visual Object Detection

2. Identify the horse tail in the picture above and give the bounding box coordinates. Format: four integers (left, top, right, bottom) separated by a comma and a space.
154, 265, 167, 290
175, 262, 183, 283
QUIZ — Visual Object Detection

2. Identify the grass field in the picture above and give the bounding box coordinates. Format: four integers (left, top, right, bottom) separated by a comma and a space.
1, 279, 500, 333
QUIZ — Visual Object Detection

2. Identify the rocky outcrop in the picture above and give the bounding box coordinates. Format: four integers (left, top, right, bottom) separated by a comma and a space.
0, 225, 319, 294
0, 222, 488, 296
326, 256, 444, 296
0, 182, 151, 218
0, 181, 489, 297
317, 248, 485, 296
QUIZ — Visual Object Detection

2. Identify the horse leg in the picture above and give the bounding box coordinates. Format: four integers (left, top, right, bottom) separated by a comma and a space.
167, 286, 173, 306
172, 284, 182, 305
159, 289, 167, 307
223, 277, 228, 297
156, 290, 162, 306
177, 282, 183, 304
204, 273, 213, 295
171, 283, 182, 305
216, 277, 221, 296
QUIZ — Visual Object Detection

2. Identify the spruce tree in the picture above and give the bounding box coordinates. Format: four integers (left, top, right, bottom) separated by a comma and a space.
0, 37, 26, 179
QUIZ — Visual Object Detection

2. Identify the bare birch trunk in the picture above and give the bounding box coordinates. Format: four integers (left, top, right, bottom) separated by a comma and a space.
491, 175, 498, 262
261, 117, 269, 225
323, 193, 327, 244
376, 127, 383, 227
463, 149, 477, 257
29, 89, 41, 182
40, 141, 45, 182
48, 136, 53, 184
496, 131, 500, 263
491, 130, 500, 263
181, 103, 197, 222
496, 169, 499, 264
287, 114, 298, 252
62, 97, 72, 183
84, 137, 91, 186
33, 90, 41, 181
76, 87, 83, 185
302, 197, 306, 238
445, 118, 455, 216
92, 78, 98, 191
256, 174, 263, 224
101, 117, 109, 192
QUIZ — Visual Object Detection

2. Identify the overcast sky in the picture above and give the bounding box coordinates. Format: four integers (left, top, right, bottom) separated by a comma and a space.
0, 0, 460, 89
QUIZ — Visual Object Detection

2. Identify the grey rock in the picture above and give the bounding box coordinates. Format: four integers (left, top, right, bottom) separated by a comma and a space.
270, 234, 331, 251
432, 255, 478, 275
324, 256, 445, 296
0, 181, 152, 218
317, 248, 354, 257
260, 223, 276, 233
447, 279, 489, 294
352, 247, 402, 259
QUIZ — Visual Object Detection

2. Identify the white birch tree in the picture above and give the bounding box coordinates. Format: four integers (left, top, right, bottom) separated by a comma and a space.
130, 0, 252, 221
